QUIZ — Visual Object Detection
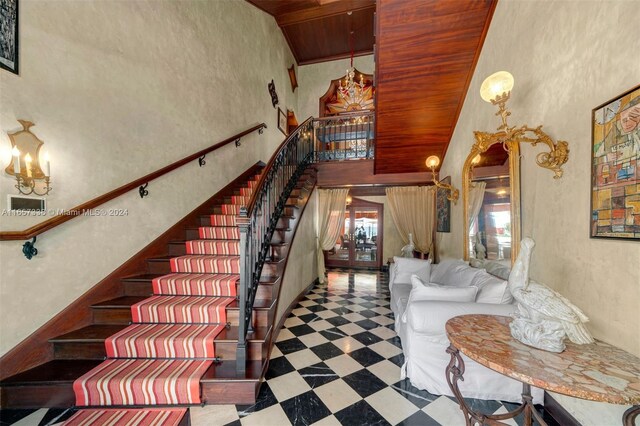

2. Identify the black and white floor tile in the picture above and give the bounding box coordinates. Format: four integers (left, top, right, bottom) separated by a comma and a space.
0, 269, 555, 426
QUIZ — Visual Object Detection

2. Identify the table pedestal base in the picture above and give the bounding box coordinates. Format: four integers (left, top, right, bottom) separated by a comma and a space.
446, 344, 547, 426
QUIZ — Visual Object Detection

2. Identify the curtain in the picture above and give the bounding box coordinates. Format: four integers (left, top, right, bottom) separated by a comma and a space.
468, 181, 486, 257
385, 186, 436, 255
317, 188, 349, 283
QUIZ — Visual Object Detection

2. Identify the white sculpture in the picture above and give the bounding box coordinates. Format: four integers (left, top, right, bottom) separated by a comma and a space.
474, 233, 486, 260
508, 238, 594, 353
401, 233, 415, 258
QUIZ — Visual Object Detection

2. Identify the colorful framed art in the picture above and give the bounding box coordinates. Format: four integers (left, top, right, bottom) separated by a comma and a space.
590, 84, 640, 240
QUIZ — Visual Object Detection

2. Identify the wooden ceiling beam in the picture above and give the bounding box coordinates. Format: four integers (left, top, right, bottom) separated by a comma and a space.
276, 1, 375, 27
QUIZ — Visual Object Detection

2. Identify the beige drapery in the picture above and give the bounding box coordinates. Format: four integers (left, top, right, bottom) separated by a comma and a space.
385, 186, 436, 255
317, 188, 349, 283
468, 181, 486, 257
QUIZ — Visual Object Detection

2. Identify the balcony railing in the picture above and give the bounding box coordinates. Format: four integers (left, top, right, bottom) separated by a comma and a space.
313, 112, 375, 161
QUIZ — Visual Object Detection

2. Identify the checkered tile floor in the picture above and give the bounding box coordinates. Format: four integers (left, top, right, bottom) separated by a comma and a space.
0, 269, 555, 426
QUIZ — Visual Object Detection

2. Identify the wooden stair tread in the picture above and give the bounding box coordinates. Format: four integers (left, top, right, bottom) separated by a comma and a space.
0, 360, 103, 386
50, 324, 126, 342
200, 360, 264, 381
121, 273, 165, 282
92, 296, 148, 308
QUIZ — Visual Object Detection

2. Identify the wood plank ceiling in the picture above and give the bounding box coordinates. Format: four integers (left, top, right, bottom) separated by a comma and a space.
246, 0, 376, 65
374, 0, 497, 174
247, 0, 497, 176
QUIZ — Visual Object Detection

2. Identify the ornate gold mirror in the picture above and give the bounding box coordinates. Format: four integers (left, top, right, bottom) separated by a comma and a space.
463, 140, 520, 265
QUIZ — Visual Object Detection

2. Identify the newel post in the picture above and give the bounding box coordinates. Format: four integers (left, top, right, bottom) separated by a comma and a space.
236, 207, 251, 375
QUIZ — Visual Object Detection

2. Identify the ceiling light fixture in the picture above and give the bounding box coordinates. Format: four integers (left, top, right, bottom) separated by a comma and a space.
339, 14, 365, 103
425, 155, 459, 203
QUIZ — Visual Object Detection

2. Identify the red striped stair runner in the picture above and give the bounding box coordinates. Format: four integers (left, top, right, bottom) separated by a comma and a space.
64, 408, 188, 425
71, 173, 261, 414
153, 273, 237, 296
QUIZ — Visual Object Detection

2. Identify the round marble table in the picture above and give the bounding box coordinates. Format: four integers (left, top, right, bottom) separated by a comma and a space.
445, 314, 640, 426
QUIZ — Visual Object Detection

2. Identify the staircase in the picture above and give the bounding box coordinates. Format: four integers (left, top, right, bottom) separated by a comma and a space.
0, 163, 318, 411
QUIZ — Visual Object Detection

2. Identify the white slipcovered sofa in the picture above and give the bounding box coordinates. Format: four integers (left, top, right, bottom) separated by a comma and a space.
390, 257, 543, 404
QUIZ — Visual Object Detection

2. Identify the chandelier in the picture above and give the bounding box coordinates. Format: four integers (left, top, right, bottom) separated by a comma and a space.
338, 19, 365, 103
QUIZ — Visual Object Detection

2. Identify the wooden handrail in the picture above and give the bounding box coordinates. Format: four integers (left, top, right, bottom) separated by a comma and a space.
244, 117, 313, 217
0, 123, 267, 241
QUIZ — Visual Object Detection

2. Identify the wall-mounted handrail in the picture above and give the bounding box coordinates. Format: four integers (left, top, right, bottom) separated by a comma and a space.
236, 117, 314, 373
0, 123, 267, 242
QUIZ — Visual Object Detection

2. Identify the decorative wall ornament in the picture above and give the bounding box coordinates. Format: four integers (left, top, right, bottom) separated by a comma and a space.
0, 0, 19, 74
509, 238, 594, 353
5, 120, 52, 196
268, 79, 279, 108
277, 107, 287, 136
287, 64, 298, 92
590, 84, 640, 240
319, 69, 374, 117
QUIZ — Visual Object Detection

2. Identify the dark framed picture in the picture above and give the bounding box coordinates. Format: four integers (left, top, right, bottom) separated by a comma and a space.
436, 176, 451, 232
0, 0, 19, 74
590, 84, 640, 240
277, 107, 288, 136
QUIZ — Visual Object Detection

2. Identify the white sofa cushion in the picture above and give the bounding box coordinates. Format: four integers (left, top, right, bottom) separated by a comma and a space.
434, 264, 484, 287
484, 261, 511, 280
392, 256, 432, 284
472, 271, 513, 304
429, 259, 467, 284
408, 275, 478, 303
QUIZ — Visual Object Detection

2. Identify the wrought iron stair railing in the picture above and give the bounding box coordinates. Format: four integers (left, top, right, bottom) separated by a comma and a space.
313, 111, 375, 161
236, 118, 314, 373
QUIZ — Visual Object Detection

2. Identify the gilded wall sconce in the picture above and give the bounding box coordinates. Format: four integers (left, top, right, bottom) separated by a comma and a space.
5, 120, 52, 196
425, 155, 459, 203
474, 71, 570, 178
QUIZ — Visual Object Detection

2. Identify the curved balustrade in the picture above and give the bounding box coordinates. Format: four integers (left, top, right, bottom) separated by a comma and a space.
236, 118, 314, 372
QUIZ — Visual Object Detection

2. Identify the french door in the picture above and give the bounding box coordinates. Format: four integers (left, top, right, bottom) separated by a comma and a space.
324, 198, 383, 269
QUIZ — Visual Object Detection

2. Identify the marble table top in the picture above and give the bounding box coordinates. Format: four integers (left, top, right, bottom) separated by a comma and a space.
446, 314, 640, 405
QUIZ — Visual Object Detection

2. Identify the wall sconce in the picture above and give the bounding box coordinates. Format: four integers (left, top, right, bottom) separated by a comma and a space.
346, 193, 353, 205
477, 71, 569, 178
5, 120, 52, 196
425, 155, 459, 203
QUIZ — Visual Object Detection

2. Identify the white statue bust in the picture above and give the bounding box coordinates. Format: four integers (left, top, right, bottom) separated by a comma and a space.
509, 238, 594, 353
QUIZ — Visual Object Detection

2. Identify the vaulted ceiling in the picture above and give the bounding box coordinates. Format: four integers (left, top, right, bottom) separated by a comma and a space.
247, 0, 497, 175
246, 0, 376, 65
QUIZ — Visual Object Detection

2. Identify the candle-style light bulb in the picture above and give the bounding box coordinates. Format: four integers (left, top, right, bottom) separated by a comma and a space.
24, 153, 33, 178
44, 151, 51, 177
12, 146, 20, 174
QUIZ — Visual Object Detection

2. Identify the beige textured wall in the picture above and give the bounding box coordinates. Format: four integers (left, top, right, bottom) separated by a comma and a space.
356, 195, 404, 262
438, 0, 640, 359
0, 0, 296, 356
297, 55, 374, 120
276, 190, 318, 322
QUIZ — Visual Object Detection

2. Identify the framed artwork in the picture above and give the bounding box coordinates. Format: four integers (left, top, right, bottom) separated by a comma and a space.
0, 0, 19, 74
437, 176, 451, 232
590, 84, 640, 240
277, 107, 288, 136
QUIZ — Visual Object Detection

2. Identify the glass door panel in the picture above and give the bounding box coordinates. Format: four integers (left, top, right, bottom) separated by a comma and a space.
352, 209, 378, 268
324, 198, 383, 270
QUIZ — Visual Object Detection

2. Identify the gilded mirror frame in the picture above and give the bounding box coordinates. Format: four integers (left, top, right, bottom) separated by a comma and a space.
462, 139, 521, 265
